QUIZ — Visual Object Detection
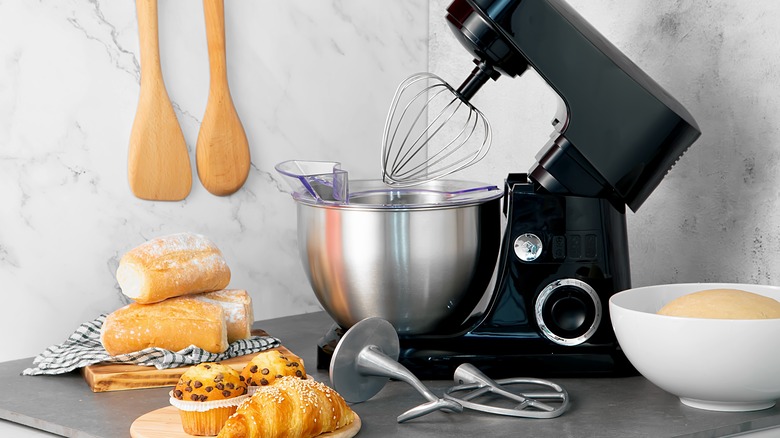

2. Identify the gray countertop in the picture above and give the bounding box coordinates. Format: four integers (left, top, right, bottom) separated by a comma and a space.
2, 311, 780, 438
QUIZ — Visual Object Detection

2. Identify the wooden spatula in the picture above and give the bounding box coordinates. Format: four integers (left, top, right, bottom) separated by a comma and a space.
128, 0, 192, 201
196, 0, 251, 196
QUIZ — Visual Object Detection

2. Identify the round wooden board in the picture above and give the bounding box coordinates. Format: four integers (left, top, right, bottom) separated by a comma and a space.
130, 405, 361, 438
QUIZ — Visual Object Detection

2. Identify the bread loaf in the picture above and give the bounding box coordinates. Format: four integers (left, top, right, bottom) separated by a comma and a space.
195, 289, 254, 342
101, 298, 228, 355
657, 288, 780, 319
217, 377, 355, 438
116, 232, 230, 304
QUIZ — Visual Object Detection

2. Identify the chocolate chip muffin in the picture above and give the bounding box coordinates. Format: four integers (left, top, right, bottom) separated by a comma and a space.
170, 362, 248, 436
240, 349, 306, 388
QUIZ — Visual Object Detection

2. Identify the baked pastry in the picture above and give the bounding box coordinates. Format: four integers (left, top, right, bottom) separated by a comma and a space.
217, 376, 354, 438
101, 288, 254, 355
173, 362, 247, 402
241, 349, 306, 388
101, 297, 228, 355
195, 289, 254, 342
171, 362, 249, 436
657, 288, 780, 319
116, 232, 231, 304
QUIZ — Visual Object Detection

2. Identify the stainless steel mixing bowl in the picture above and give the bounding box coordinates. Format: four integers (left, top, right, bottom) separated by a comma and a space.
292, 179, 502, 335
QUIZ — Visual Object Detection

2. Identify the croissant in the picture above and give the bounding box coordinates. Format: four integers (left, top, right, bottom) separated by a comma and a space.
217, 376, 355, 438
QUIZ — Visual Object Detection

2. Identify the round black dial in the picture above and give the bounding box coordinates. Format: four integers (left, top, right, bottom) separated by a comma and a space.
535, 279, 602, 346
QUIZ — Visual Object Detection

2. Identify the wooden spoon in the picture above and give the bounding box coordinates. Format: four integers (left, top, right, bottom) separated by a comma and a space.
128, 0, 192, 201
196, 0, 251, 196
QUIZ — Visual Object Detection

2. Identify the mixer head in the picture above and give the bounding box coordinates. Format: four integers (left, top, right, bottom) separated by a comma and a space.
381, 68, 497, 187
444, 0, 701, 212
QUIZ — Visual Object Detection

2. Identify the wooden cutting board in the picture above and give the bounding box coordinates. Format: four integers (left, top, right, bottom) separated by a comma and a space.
129, 406, 361, 438
82, 345, 293, 393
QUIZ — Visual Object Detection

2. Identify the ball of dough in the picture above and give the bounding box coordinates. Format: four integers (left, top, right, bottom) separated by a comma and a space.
657, 288, 780, 319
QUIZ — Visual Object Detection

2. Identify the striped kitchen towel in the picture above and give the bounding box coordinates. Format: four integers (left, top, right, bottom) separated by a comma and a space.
22, 314, 281, 376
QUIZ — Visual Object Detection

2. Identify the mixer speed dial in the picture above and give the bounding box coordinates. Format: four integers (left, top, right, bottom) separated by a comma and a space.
535, 279, 601, 346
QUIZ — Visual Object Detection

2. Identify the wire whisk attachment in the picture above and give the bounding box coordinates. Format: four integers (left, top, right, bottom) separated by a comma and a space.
381, 73, 492, 186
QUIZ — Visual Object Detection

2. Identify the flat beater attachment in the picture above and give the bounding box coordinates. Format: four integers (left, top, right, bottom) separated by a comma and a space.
443, 363, 570, 419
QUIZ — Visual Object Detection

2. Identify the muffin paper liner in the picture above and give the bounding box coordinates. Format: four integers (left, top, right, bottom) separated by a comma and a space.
169, 391, 250, 412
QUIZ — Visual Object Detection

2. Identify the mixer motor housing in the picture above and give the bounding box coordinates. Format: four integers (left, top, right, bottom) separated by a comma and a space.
394, 174, 636, 378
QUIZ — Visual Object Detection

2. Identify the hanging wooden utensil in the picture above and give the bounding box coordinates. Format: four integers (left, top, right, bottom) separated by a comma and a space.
196, 0, 251, 196
128, 0, 192, 201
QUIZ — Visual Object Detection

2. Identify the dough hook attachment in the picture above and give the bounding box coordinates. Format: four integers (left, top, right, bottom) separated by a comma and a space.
329, 317, 463, 423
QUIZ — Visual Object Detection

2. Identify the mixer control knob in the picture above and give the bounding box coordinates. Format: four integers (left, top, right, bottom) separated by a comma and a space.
535, 279, 601, 346
514, 233, 543, 262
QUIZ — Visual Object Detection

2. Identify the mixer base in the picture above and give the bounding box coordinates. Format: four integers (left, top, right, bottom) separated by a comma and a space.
316, 325, 637, 379
397, 348, 637, 380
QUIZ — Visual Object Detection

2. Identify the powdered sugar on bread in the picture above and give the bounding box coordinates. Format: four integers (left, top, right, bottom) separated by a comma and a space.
116, 232, 231, 304
196, 289, 254, 342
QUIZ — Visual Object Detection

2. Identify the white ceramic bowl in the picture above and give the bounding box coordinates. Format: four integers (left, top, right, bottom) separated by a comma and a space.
609, 282, 780, 412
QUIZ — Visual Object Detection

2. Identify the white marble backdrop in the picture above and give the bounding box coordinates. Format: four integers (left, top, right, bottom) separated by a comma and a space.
0, 0, 427, 363
430, 1, 780, 288
3, 0, 780, 368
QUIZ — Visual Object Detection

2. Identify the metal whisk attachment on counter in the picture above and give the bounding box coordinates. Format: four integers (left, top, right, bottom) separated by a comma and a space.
381, 63, 498, 186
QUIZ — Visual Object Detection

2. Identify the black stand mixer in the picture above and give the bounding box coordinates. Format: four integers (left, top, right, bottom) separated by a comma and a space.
314, 0, 701, 378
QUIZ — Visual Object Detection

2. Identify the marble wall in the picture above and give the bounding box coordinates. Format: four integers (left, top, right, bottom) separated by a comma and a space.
0, 0, 427, 363
3, 0, 780, 366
